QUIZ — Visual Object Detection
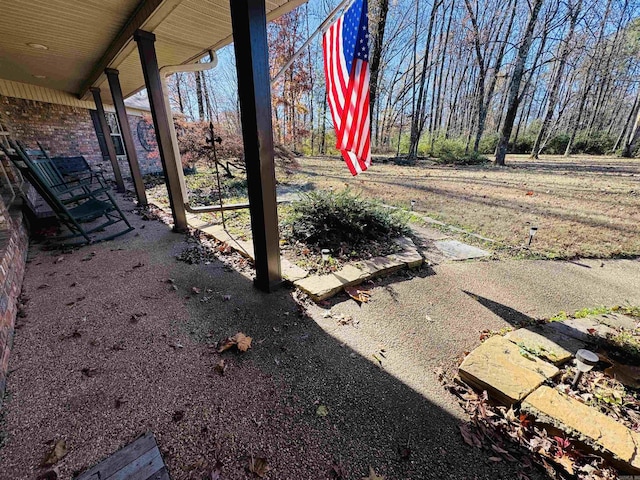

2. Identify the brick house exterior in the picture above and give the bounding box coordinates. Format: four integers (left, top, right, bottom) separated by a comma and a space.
0, 95, 162, 177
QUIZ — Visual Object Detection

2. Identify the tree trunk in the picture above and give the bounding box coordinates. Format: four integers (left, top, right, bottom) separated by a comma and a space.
195, 71, 205, 121
369, 0, 390, 121
495, 0, 544, 166
531, 0, 581, 158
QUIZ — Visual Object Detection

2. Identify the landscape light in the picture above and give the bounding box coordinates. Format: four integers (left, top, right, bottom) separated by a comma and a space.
321, 249, 331, 263
528, 226, 538, 246
571, 349, 599, 388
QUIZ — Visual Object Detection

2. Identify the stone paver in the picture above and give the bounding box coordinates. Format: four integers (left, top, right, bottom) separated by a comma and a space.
546, 317, 616, 343
433, 239, 490, 261
294, 265, 367, 301
459, 335, 559, 405
593, 312, 638, 331
356, 256, 404, 277
505, 328, 586, 365
281, 258, 308, 282
522, 386, 640, 473
388, 249, 423, 268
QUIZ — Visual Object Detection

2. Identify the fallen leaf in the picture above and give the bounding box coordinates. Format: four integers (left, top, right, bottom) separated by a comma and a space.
459, 424, 482, 448
344, 285, 371, 304
330, 463, 345, 479
172, 410, 185, 422
214, 359, 226, 375
525, 191, 534, 196
192, 287, 201, 294
488, 456, 502, 462
54, 256, 64, 264
132, 262, 144, 269
38, 284, 51, 290
316, 405, 329, 417
248, 457, 269, 477
217, 337, 237, 353
361, 467, 385, 480
41, 440, 67, 466
222, 294, 231, 301
234, 333, 252, 352
81, 252, 96, 261
36, 468, 59, 480
398, 445, 411, 459
210, 460, 223, 480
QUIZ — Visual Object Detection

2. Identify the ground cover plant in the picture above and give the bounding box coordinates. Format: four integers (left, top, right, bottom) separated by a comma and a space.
280, 189, 410, 274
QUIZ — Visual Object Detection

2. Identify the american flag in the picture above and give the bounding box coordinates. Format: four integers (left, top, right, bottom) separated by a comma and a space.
323, 0, 371, 176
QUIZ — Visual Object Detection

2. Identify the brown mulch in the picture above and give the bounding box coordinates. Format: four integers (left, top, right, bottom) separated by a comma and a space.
0, 236, 331, 479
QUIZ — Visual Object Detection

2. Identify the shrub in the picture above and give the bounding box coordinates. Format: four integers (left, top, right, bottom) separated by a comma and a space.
283, 189, 410, 251
571, 131, 616, 155
478, 133, 499, 155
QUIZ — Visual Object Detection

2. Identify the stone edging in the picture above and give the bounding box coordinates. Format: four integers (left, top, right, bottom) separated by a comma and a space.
458, 315, 640, 474
148, 199, 424, 302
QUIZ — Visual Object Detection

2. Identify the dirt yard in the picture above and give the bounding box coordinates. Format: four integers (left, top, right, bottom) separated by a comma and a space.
286, 154, 640, 259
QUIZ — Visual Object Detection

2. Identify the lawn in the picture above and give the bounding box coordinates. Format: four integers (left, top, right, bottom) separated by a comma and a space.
146, 154, 640, 260
288, 154, 640, 259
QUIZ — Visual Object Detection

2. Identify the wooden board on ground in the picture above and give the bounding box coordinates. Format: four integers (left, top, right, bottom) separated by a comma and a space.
75, 431, 169, 480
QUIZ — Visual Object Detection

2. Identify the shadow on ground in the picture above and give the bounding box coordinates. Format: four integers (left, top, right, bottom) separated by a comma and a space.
0, 195, 543, 480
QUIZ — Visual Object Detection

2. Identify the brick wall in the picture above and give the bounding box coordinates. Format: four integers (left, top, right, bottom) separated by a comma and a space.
0, 95, 161, 177
0, 204, 28, 401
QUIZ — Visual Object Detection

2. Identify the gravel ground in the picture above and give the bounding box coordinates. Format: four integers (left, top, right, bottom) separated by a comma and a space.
3, 195, 638, 479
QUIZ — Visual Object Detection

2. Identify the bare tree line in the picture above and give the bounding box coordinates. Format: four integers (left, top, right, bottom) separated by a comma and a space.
165, 0, 640, 165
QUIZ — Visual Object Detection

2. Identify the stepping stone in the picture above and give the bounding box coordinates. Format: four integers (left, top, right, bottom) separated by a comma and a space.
281, 258, 308, 282
505, 328, 587, 365
411, 224, 449, 242
294, 265, 367, 301
433, 239, 490, 261
592, 313, 638, 331
522, 386, 640, 474
356, 256, 404, 277
459, 336, 559, 405
76, 431, 169, 479
545, 318, 616, 343
388, 249, 423, 268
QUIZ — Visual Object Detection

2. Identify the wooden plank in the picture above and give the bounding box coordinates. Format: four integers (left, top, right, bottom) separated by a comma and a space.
108, 447, 162, 480
76, 432, 157, 480
143, 465, 171, 480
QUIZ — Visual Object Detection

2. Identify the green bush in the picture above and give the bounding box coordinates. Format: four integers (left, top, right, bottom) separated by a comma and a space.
543, 133, 570, 155
571, 131, 616, 155
283, 189, 410, 250
478, 133, 499, 155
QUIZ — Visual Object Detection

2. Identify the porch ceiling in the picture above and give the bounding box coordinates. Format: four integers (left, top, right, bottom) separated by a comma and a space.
0, 0, 306, 103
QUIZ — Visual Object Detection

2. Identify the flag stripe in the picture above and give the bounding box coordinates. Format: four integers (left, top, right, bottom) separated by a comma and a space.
323, 0, 371, 176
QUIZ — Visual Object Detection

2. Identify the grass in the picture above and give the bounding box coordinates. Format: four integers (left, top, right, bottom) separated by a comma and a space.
286, 154, 640, 259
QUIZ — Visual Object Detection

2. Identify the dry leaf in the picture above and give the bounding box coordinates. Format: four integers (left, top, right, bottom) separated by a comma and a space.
41, 440, 67, 466
234, 333, 252, 352
210, 460, 223, 480
316, 405, 329, 417
362, 467, 385, 480
214, 359, 226, 375
344, 285, 371, 304
54, 256, 64, 264
192, 287, 201, 294
248, 457, 269, 477
217, 338, 236, 353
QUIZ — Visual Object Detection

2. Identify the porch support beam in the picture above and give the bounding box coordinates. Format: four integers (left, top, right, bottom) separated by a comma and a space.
229, 0, 282, 292
105, 68, 148, 206
90, 87, 126, 193
133, 29, 188, 232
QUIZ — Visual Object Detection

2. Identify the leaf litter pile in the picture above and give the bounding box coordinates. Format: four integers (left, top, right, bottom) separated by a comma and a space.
449, 311, 640, 480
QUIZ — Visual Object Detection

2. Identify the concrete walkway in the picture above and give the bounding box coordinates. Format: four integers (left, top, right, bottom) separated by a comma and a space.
314, 257, 640, 418
4, 192, 639, 479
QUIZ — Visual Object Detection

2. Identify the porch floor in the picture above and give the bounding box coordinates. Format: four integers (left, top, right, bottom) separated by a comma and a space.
1, 194, 639, 479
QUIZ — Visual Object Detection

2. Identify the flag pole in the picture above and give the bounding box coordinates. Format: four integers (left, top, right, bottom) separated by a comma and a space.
271, 0, 353, 84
